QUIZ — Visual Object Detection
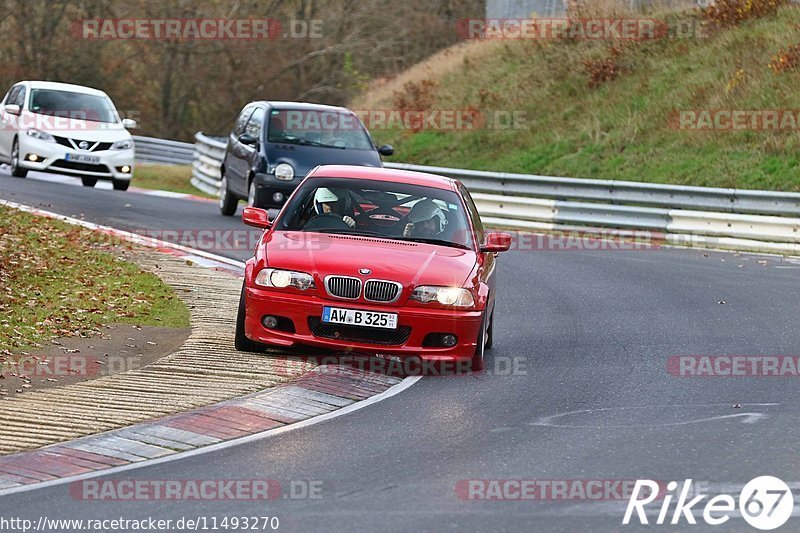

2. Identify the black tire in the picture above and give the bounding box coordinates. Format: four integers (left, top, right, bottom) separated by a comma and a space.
235, 282, 267, 352
81, 177, 97, 187
10, 139, 27, 178
471, 312, 487, 372
112, 179, 130, 191
219, 174, 238, 216
246, 178, 270, 209
485, 309, 494, 350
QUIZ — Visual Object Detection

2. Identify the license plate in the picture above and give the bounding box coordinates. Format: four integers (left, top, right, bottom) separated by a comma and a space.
65, 153, 99, 164
322, 306, 398, 330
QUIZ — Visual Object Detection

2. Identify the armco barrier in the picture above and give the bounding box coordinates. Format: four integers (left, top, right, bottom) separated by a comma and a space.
191, 132, 227, 196
180, 132, 800, 255
132, 135, 194, 165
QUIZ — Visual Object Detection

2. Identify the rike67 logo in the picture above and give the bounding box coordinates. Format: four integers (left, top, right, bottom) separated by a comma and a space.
623, 477, 794, 530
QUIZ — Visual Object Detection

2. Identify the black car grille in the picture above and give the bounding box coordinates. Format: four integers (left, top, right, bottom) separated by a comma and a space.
325, 276, 361, 299
53, 135, 113, 152
364, 280, 401, 302
51, 160, 110, 173
308, 317, 411, 346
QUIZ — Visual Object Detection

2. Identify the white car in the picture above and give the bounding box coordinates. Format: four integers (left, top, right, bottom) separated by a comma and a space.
0, 81, 136, 190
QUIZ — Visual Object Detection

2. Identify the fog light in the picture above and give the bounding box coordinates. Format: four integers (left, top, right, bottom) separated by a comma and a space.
262, 315, 279, 329
27, 154, 39, 162
121, 165, 131, 173
441, 334, 457, 347
272, 192, 284, 203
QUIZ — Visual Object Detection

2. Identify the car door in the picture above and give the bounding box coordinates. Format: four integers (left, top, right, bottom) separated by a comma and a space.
239, 106, 265, 189
225, 104, 255, 196
0, 85, 22, 161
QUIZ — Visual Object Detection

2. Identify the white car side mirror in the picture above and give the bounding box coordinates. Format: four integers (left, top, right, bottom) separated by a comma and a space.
122, 118, 138, 129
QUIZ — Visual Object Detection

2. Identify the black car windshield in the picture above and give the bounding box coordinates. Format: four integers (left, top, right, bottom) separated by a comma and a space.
29, 89, 119, 124
267, 109, 373, 150
276, 178, 475, 249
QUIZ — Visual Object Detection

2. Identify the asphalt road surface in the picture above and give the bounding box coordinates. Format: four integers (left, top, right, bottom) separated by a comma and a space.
2, 170, 800, 532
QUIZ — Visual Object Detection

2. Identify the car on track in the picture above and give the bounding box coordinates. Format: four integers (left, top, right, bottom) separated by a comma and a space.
219, 101, 394, 215
236, 165, 511, 371
0, 80, 137, 189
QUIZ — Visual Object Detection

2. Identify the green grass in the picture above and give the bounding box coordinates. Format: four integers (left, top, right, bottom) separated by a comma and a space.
0, 205, 190, 352
133, 164, 215, 198
368, 6, 800, 191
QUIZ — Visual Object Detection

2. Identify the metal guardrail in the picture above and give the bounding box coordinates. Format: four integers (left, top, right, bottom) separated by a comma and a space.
132, 135, 194, 165
191, 132, 226, 196
180, 132, 800, 255
383, 162, 800, 217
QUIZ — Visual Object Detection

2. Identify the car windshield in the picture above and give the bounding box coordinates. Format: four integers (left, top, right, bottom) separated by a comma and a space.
267, 109, 373, 150
275, 177, 475, 249
29, 89, 119, 124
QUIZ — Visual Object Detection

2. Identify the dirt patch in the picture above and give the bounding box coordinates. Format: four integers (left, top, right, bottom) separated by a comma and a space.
0, 323, 189, 399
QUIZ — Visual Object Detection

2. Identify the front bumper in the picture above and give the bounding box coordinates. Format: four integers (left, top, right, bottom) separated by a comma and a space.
18, 137, 134, 180
244, 286, 482, 361
253, 172, 299, 208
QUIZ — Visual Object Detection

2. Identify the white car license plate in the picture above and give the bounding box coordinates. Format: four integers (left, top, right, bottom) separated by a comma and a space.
322, 307, 398, 330
65, 153, 100, 164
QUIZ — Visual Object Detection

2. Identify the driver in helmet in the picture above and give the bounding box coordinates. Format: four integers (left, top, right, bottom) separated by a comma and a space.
402, 199, 447, 238
312, 187, 355, 227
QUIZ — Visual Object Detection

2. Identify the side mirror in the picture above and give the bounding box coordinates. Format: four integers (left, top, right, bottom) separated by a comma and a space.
4, 104, 20, 116
242, 206, 271, 229
480, 232, 512, 253
122, 118, 138, 129
238, 133, 258, 146
378, 144, 394, 156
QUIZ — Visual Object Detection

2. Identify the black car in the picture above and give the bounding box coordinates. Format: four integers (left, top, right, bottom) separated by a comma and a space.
219, 101, 393, 214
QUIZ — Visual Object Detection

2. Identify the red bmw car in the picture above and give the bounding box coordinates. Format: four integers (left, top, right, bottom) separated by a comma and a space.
235, 165, 511, 371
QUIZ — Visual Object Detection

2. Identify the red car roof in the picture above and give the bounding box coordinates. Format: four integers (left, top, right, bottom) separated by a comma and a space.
308, 165, 459, 191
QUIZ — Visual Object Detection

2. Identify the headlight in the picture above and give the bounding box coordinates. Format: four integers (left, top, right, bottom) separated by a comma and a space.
274, 163, 294, 181
255, 268, 315, 290
26, 129, 55, 142
410, 286, 475, 307
111, 139, 132, 150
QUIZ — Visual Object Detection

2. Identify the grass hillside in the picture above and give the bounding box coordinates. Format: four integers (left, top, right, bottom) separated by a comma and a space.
357, 5, 800, 191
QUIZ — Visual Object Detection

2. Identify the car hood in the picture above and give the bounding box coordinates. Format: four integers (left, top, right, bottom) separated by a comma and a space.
19, 111, 131, 142
264, 231, 476, 288
265, 143, 382, 178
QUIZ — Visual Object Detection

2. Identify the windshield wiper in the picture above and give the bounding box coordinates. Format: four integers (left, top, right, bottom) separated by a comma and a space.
398, 237, 471, 250
311, 228, 385, 237
297, 139, 346, 149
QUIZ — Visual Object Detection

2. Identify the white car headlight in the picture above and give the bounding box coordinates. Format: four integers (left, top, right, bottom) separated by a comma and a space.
111, 139, 132, 150
26, 129, 55, 142
410, 286, 475, 307
274, 163, 294, 181
255, 268, 315, 290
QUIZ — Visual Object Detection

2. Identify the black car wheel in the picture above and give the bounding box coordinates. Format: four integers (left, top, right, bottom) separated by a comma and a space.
112, 179, 129, 191
471, 312, 488, 372
247, 180, 258, 208
81, 177, 97, 187
235, 282, 267, 352
219, 175, 238, 216
10, 139, 27, 178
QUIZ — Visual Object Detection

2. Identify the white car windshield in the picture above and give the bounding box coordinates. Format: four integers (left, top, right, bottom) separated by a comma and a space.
29, 89, 119, 124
